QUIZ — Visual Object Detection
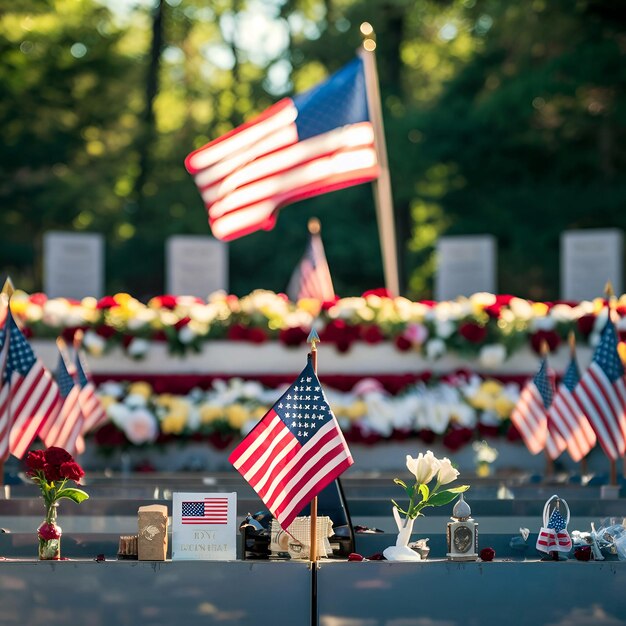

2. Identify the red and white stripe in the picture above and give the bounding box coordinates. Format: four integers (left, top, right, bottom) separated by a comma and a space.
548, 385, 596, 462
573, 362, 626, 460
79, 382, 107, 435
1, 362, 62, 459
510, 383, 548, 455
42, 384, 84, 456
185, 99, 378, 242
288, 233, 335, 302
0, 332, 11, 461
537, 528, 572, 551
230, 412, 353, 530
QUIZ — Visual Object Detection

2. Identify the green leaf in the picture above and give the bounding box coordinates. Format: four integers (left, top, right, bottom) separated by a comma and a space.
446, 485, 470, 494
55, 488, 89, 504
426, 487, 468, 508
393, 478, 408, 490
391, 499, 408, 516
418, 483, 430, 502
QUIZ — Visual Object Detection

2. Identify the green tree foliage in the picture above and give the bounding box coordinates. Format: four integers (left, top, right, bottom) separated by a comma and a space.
1, 0, 625, 300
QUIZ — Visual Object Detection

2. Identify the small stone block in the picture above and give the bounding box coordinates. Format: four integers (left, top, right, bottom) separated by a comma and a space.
138, 504, 169, 561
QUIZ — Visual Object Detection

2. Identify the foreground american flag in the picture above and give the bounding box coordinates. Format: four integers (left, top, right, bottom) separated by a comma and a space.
510, 356, 554, 455
75, 345, 107, 435
185, 57, 378, 241
287, 222, 335, 302
182, 497, 229, 525
0, 310, 61, 459
229, 357, 353, 530
573, 318, 626, 460
547, 355, 596, 462
0, 323, 11, 460
40, 348, 85, 455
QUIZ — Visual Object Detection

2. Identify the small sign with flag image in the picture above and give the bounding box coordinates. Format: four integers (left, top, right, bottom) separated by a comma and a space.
171, 492, 236, 560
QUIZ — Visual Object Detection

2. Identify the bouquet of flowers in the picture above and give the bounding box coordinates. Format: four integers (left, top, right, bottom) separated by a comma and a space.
25, 447, 89, 560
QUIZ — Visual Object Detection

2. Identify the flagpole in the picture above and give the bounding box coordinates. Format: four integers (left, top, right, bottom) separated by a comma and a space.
307, 328, 320, 564
359, 23, 400, 297
0, 278, 15, 487
604, 281, 620, 486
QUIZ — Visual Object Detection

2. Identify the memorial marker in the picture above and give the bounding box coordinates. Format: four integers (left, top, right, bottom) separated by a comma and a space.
171, 492, 236, 560
435, 235, 496, 300
166, 235, 227, 297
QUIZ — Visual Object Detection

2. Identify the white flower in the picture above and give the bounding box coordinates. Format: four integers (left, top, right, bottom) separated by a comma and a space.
472, 440, 499, 464
107, 402, 131, 428
425, 338, 446, 360
127, 338, 151, 358
98, 381, 125, 399
121, 408, 159, 445
437, 457, 459, 485
435, 319, 455, 339
125, 393, 148, 409
178, 325, 196, 345
406, 451, 440, 485
83, 330, 106, 357
478, 344, 506, 368
531, 315, 556, 331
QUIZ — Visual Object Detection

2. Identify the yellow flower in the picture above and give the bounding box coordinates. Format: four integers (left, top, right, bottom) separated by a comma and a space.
225, 404, 250, 429
618, 342, 626, 366
99, 395, 116, 410
251, 406, 269, 420
199, 404, 224, 424
128, 382, 153, 399
296, 298, 322, 316
494, 395, 515, 419
154, 393, 174, 408
160, 412, 186, 435
480, 380, 503, 396
531, 302, 549, 317
346, 400, 367, 421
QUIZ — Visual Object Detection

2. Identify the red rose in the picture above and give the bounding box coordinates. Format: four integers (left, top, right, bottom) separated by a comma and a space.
361, 288, 392, 298
574, 546, 592, 561
480, 547, 495, 562
227, 323, 248, 341
96, 296, 119, 310
44, 447, 73, 466
60, 461, 85, 483
279, 326, 308, 347
247, 327, 267, 344
576, 314, 596, 337
38, 522, 61, 541
361, 325, 384, 344
530, 330, 561, 354
95, 325, 116, 339
442, 427, 473, 451
151, 295, 178, 310
43, 463, 63, 482
458, 322, 487, 344
174, 316, 191, 330
25, 450, 46, 473
394, 335, 412, 351
28, 292, 48, 306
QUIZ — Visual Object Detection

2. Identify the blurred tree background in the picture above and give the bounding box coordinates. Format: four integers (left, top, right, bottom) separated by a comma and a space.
1, 0, 625, 300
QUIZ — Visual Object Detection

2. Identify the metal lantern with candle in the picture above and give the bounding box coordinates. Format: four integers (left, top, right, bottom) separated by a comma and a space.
446, 494, 478, 561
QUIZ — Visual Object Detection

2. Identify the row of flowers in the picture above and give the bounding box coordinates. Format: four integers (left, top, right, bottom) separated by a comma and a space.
89, 374, 522, 454
9, 289, 626, 364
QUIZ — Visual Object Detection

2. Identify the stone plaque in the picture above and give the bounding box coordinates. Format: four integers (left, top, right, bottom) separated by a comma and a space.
138, 504, 169, 561
166, 235, 228, 298
43, 231, 104, 299
435, 235, 496, 300
561, 229, 623, 301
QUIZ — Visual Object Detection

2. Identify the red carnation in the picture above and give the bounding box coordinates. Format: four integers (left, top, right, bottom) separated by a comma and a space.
95, 325, 116, 339
43, 463, 63, 482
458, 322, 487, 344
153, 295, 178, 310
442, 427, 473, 451
60, 461, 85, 483
174, 316, 191, 330
44, 447, 73, 466
28, 292, 48, 306
227, 323, 248, 341
361, 288, 392, 299
480, 547, 495, 562
25, 450, 47, 473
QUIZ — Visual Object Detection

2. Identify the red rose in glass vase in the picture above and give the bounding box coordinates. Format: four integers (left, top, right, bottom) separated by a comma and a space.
25, 447, 89, 560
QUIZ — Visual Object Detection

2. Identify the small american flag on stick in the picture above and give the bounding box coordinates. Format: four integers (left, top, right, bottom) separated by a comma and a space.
229, 356, 353, 530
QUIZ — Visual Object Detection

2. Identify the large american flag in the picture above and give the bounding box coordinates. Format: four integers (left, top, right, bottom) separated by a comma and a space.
75, 345, 107, 435
286, 227, 335, 302
548, 355, 596, 462
573, 318, 626, 460
229, 357, 353, 530
510, 356, 553, 455
0, 323, 11, 460
181, 497, 229, 525
40, 348, 85, 455
0, 310, 61, 459
185, 57, 378, 242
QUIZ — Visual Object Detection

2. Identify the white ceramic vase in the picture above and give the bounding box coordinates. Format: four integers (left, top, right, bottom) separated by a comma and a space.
382, 507, 422, 561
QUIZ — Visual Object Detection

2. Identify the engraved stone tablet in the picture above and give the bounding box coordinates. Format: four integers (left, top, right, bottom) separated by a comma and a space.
435, 235, 496, 300
138, 504, 169, 561
561, 229, 623, 301
166, 235, 228, 297
43, 231, 104, 299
